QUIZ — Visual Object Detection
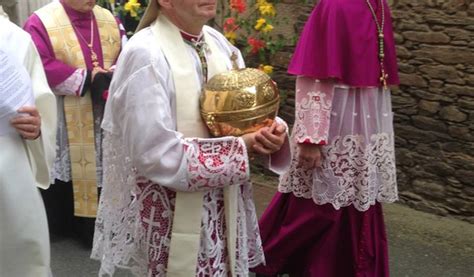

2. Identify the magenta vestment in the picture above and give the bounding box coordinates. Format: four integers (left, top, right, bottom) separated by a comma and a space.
253, 0, 399, 276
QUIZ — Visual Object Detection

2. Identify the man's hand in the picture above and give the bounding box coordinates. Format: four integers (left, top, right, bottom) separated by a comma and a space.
10, 106, 41, 140
297, 143, 323, 168
241, 122, 287, 155
90, 70, 114, 104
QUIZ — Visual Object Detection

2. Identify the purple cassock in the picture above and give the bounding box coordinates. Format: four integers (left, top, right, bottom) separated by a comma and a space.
253, 0, 399, 276
24, 1, 125, 87
288, 0, 399, 87
23, 0, 125, 246
25, 4, 95, 87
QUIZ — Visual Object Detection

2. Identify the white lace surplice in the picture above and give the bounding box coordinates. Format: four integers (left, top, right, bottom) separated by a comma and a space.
91, 26, 268, 276
280, 77, 398, 212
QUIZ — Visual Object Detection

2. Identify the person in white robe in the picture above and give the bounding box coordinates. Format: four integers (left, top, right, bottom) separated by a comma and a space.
1, 0, 52, 26
0, 6, 57, 277
91, 0, 290, 276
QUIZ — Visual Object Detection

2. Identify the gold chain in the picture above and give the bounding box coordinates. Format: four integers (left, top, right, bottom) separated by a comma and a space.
365, 0, 388, 90
71, 13, 100, 69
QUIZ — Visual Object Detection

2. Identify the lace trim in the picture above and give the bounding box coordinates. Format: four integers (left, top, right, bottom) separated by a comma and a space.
50, 97, 71, 182
293, 84, 333, 144
51, 142, 71, 182
279, 133, 398, 212
184, 137, 249, 191
54, 68, 86, 96
92, 133, 263, 276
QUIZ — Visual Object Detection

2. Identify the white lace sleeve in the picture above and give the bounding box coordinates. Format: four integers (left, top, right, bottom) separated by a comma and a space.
107, 62, 249, 192
184, 137, 249, 191
279, 81, 398, 212
53, 68, 86, 96
293, 76, 334, 144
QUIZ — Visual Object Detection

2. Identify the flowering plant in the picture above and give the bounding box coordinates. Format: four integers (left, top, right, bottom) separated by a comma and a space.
97, 0, 148, 35
218, 0, 288, 75
98, 0, 287, 74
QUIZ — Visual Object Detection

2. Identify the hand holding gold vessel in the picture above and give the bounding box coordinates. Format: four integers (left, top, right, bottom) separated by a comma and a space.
253, 121, 286, 155
241, 121, 286, 155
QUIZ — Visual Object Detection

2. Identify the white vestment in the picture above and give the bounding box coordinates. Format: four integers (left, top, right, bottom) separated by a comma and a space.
92, 22, 289, 276
0, 13, 57, 277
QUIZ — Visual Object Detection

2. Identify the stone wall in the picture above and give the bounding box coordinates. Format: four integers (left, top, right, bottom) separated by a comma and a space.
258, 0, 473, 222
390, 0, 474, 222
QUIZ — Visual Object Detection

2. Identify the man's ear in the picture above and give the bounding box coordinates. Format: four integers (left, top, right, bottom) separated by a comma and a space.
158, 0, 172, 9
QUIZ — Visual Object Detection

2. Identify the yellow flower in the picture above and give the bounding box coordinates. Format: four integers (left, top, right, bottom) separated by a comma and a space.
254, 18, 266, 30
124, 0, 141, 17
225, 31, 237, 44
259, 3, 276, 16
262, 24, 274, 33
259, 64, 274, 74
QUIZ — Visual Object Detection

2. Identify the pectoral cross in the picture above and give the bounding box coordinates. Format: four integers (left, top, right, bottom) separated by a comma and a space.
89, 46, 100, 69
377, 32, 388, 90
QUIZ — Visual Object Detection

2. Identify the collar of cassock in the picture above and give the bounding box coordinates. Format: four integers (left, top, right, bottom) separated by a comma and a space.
180, 30, 209, 82
180, 30, 202, 42
60, 0, 93, 22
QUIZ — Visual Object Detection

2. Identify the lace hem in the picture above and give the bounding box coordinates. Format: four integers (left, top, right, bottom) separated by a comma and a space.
51, 143, 71, 182
50, 98, 71, 182
92, 133, 263, 276
295, 135, 326, 145
279, 133, 398, 212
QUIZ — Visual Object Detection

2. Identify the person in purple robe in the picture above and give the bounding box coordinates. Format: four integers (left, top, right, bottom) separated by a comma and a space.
252, 0, 399, 276
23, 0, 126, 246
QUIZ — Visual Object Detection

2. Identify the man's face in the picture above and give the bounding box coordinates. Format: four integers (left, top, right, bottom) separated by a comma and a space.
169, 0, 217, 24
64, 0, 96, 13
